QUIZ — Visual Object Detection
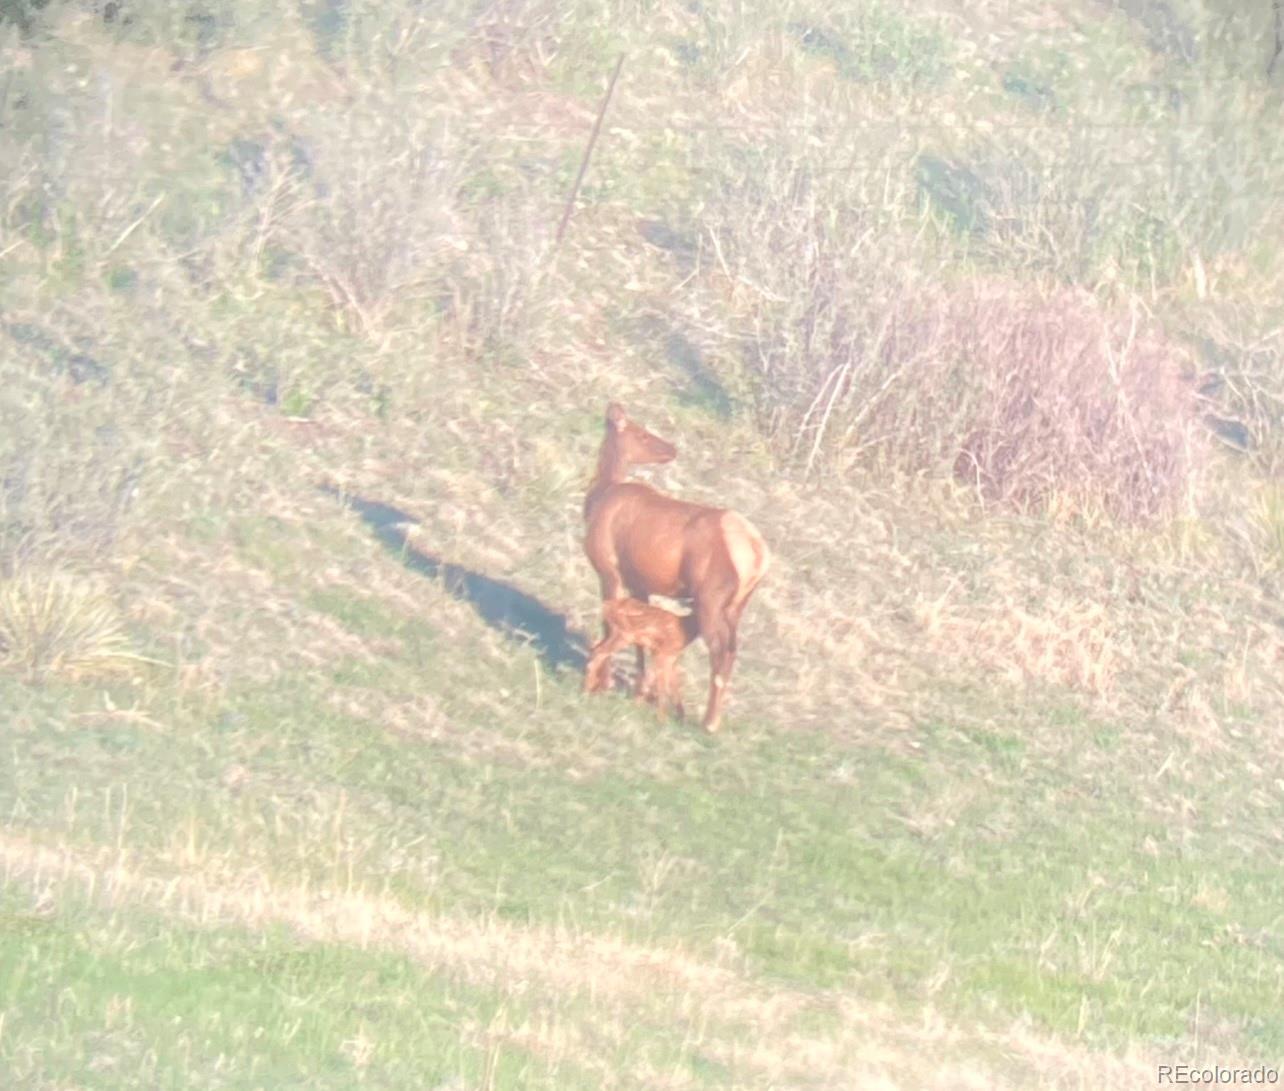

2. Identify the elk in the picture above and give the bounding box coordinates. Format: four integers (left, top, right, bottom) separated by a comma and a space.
584, 597, 700, 720
583, 403, 770, 732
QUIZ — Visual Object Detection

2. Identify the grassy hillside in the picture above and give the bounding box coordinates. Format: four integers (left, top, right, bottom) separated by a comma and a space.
2, 1, 1283, 1087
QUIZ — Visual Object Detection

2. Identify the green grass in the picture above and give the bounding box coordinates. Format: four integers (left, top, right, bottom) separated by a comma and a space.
0, 890, 587, 1090
4, 533, 1282, 1085
4, 599, 1282, 1070
786, 6, 953, 87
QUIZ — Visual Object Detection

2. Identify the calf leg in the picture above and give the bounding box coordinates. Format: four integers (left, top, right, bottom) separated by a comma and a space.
590, 575, 627, 692
645, 658, 671, 720
635, 661, 659, 706
666, 662, 686, 722
585, 628, 626, 694
641, 667, 664, 718
634, 644, 649, 701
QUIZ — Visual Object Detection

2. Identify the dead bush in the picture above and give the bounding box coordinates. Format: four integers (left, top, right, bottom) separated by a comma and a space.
710, 218, 1203, 519
943, 287, 1203, 520
801, 281, 1201, 518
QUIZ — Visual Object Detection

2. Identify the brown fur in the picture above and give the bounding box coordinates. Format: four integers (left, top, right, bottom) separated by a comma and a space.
583, 598, 700, 720
583, 403, 771, 732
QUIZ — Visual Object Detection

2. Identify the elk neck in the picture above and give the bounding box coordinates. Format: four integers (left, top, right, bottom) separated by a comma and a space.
583, 432, 629, 520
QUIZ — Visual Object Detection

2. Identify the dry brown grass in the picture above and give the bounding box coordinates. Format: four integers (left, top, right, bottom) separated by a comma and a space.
916, 591, 1121, 696
701, 466, 1284, 757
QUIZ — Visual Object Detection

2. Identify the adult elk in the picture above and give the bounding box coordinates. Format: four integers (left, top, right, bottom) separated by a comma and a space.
583, 404, 770, 732
584, 597, 700, 721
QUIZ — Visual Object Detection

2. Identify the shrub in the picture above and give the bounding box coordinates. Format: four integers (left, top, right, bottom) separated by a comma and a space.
942, 286, 1202, 519
707, 235, 1202, 518
267, 103, 472, 337
0, 571, 140, 679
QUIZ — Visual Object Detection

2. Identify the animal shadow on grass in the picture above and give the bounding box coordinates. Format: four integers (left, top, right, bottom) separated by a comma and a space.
322, 486, 589, 674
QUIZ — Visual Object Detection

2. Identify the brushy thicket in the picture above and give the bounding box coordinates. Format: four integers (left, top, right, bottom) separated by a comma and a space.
759, 276, 1202, 520
694, 168, 1205, 515
656, 3, 1284, 494
943, 288, 1200, 519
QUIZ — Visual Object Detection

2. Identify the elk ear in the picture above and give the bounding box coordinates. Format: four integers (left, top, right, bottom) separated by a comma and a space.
606, 403, 627, 431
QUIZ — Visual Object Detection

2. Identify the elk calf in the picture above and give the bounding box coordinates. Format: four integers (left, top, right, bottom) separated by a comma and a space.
584, 598, 699, 720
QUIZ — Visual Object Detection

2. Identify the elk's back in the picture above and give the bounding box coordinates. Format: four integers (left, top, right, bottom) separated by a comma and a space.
585, 483, 717, 599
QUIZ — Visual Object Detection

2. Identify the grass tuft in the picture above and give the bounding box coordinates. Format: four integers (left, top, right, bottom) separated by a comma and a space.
0, 571, 145, 680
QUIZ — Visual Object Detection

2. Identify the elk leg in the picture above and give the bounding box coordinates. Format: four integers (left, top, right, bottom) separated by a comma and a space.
584, 640, 608, 693
598, 617, 615, 692
702, 641, 736, 733
634, 661, 654, 706
697, 601, 738, 734
592, 576, 629, 693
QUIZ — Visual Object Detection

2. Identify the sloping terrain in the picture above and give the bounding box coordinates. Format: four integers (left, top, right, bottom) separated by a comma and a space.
1, 1, 1282, 1087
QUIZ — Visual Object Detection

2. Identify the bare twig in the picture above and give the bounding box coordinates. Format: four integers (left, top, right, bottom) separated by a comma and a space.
102, 195, 164, 258
1271, 0, 1283, 75
553, 53, 625, 250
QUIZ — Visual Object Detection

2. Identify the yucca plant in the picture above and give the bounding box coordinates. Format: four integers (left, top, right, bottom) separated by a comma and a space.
0, 572, 146, 679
